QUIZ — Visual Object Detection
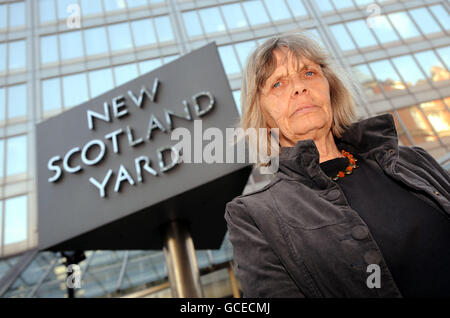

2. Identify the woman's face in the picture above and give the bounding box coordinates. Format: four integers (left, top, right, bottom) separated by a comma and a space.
259, 47, 333, 146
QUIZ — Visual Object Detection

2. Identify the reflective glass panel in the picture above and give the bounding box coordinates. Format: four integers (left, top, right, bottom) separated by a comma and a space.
108, 23, 133, 51
286, 0, 307, 17
397, 105, 437, 144
41, 35, 59, 64
9, 2, 25, 28
331, 0, 354, 10
8, 84, 27, 119
218, 45, 240, 75
127, 0, 147, 8
429, 5, 450, 30
114, 63, 138, 86
221, 3, 247, 30
81, 0, 103, 16
414, 50, 449, 82
346, 20, 377, 48
409, 7, 441, 34
104, 0, 127, 11
420, 99, 450, 139
84, 27, 108, 56
0, 141, 3, 178
0, 5, 6, 29
369, 60, 405, 92
4, 195, 27, 245
330, 24, 355, 51
131, 19, 156, 47
139, 59, 162, 73
370, 15, 399, 43
0, 43, 6, 71
6, 135, 27, 176
60, 31, 84, 60
242, 0, 270, 25
182, 11, 202, 37
234, 41, 256, 66
57, 0, 76, 19
391, 55, 426, 88
264, 0, 291, 21
388, 12, 421, 39
89, 68, 114, 97
154, 16, 174, 42
232, 90, 241, 116
0, 88, 4, 121
39, 0, 56, 23
62, 73, 88, 107
436, 46, 450, 70
9, 40, 26, 70
198, 7, 226, 34
42, 78, 62, 112
352, 64, 377, 96
316, 0, 333, 12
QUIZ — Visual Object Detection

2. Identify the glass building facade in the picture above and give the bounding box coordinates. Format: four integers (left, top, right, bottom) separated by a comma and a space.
0, 0, 449, 297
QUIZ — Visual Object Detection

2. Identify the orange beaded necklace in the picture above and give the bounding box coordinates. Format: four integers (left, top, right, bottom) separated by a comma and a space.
330, 149, 359, 181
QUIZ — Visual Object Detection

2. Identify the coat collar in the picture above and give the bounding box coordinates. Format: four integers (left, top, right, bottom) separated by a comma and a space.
276, 113, 399, 187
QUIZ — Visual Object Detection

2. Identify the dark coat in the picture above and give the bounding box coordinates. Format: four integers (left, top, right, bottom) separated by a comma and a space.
224, 113, 450, 297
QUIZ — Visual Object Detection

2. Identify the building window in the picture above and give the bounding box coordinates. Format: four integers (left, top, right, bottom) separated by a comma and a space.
0, 87, 4, 122
198, 7, 226, 34
7, 84, 27, 120
131, 19, 157, 47
218, 45, 241, 75
114, 63, 139, 86
62, 73, 89, 108
316, 0, 334, 12
84, 27, 109, 56
387, 11, 421, 39
80, 0, 103, 16
139, 59, 162, 74
414, 50, 449, 83
57, 0, 76, 20
59, 31, 84, 61
108, 22, 133, 52
4, 195, 28, 245
104, 0, 127, 12
221, 3, 248, 30
89, 68, 114, 98
0, 4, 6, 30
368, 59, 405, 93
369, 15, 400, 44
429, 4, 450, 31
286, 0, 307, 18
8, 2, 26, 29
8, 40, 26, 71
331, 0, 354, 11
40, 35, 59, 64
0, 43, 6, 72
391, 55, 427, 89
182, 11, 203, 37
42, 78, 62, 113
346, 20, 378, 48
420, 99, 450, 139
330, 24, 355, 51
409, 7, 442, 35
264, 0, 292, 21
39, 0, 56, 24
242, 0, 270, 26
6, 135, 27, 177
352, 64, 377, 97
436, 46, 450, 70
232, 90, 241, 116
154, 16, 174, 42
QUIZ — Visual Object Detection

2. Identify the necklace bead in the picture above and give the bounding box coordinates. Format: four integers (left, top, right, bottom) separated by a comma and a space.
330, 149, 359, 181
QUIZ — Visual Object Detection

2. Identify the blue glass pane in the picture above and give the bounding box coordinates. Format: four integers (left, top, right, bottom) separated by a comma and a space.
316, 0, 333, 12
127, 0, 147, 8
391, 55, 426, 87
352, 64, 377, 96
409, 8, 442, 34
234, 41, 256, 66
132, 19, 156, 46
139, 59, 162, 73
354, 0, 373, 6
0, 88, 5, 120
346, 20, 377, 48
162, 55, 178, 64
286, 0, 307, 17
369, 59, 404, 92
414, 50, 447, 82
264, 0, 291, 21
8, 84, 27, 119
114, 63, 138, 86
182, 11, 202, 37
370, 16, 399, 43
430, 5, 450, 30
41, 35, 59, 64
232, 90, 241, 116
104, 0, 127, 11
218, 45, 240, 75
42, 78, 62, 112
108, 23, 133, 51
60, 31, 84, 60
330, 24, 355, 51
0, 43, 6, 71
221, 3, 247, 30
0, 5, 6, 29
154, 16, 174, 42
388, 12, 421, 39
84, 27, 108, 56
9, 2, 25, 28
89, 68, 114, 97
81, 0, 103, 15
9, 40, 26, 70
198, 7, 226, 34
4, 195, 28, 245
242, 0, 270, 25
332, 0, 354, 10
57, 0, 76, 19
6, 135, 27, 176
436, 46, 450, 70
62, 73, 88, 107
0, 140, 3, 178
39, 0, 56, 23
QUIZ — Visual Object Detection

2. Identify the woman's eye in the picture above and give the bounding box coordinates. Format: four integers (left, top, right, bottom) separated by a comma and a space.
273, 82, 281, 88
305, 71, 314, 76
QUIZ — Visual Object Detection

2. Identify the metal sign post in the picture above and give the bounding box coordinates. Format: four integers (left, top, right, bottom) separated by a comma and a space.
162, 221, 204, 298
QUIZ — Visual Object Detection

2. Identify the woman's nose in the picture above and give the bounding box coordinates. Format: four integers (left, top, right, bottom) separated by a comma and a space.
292, 78, 307, 96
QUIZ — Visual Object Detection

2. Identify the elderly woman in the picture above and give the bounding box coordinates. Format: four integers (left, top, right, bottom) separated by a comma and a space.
224, 33, 450, 298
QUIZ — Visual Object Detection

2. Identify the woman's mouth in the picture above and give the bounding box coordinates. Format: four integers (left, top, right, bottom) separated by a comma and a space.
291, 105, 320, 117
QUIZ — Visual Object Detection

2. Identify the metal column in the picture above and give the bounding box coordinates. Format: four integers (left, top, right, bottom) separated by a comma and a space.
162, 221, 204, 298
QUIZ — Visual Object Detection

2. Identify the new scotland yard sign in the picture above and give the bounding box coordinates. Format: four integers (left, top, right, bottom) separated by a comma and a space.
36, 43, 252, 251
